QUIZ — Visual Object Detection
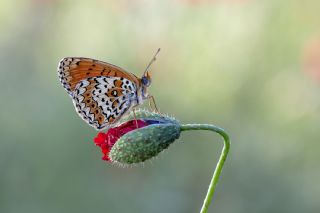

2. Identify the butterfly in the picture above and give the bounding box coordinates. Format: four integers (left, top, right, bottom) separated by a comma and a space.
58, 49, 160, 130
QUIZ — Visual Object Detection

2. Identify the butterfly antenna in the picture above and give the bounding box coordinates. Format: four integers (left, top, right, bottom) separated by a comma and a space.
144, 48, 161, 75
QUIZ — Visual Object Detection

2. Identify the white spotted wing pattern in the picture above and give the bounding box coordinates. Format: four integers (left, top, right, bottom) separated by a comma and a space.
73, 76, 137, 130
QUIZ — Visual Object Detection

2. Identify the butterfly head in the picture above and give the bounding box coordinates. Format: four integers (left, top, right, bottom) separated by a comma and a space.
141, 71, 152, 87
140, 73, 151, 100
141, 48, 160, 88
139, 48, 160, 100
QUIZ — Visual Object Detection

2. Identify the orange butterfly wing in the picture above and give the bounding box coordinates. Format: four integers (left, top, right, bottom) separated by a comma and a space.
58, 57, 141, 96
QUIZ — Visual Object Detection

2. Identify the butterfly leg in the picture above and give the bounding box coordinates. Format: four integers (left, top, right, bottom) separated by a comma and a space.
147, 95, 159, 112
131, 106, 139, 128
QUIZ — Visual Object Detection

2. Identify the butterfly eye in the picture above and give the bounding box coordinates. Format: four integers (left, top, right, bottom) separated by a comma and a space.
141, 76, 150, 86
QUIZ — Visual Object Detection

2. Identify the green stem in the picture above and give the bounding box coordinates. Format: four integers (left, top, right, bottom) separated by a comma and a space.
180, 124, 230, 213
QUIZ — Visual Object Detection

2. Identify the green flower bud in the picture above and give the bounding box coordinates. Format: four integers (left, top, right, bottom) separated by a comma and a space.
94, 109, 181, 164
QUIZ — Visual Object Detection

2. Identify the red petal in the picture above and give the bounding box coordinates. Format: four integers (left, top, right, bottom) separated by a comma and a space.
102, 154, 111, 161
107, 131, 120, 147
118, 120, 148, 135
93, 132, 107, 145
93, 119, 149, 163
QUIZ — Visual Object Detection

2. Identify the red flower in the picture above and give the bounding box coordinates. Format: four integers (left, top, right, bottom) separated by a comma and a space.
93, 120, 148, 162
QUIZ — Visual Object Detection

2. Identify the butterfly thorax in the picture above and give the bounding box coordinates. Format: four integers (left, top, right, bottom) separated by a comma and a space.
136, 84, 149, 105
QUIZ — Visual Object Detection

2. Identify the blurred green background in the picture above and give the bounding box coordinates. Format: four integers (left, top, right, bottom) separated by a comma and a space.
1, 0, 320, 212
